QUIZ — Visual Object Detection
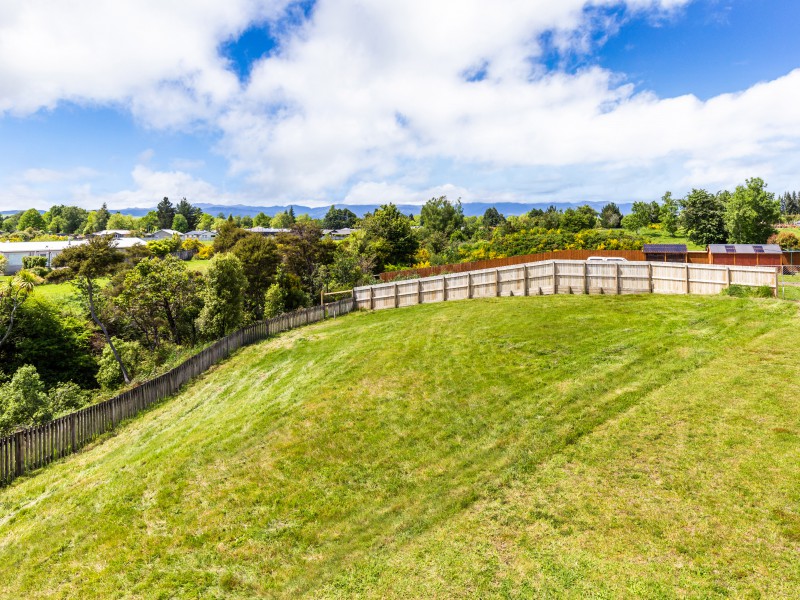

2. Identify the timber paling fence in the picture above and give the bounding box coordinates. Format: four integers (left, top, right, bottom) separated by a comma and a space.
356, 259, 779, 311
0, 297, 356, 488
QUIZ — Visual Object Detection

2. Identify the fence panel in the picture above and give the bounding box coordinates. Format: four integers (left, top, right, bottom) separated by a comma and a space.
0, 297, 357, 488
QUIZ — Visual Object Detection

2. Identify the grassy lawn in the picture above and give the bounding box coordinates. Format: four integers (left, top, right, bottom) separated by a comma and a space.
638, 228, 705, 250
1, 295, 800, 598
186, 258, 213, 274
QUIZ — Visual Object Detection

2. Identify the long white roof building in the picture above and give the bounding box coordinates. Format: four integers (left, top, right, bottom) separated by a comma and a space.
0, 238, 146, 274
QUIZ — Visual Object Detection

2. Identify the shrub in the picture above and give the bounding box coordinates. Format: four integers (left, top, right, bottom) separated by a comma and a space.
48, 382, 90, 415
22, 255, 47, 269
0, 253, 7, 275
0, 365, 50, 434
44, 268, 73, 283
722, 284, 774, 298
195, 244, 214, 260
181, 238, 203, 253
96, 338, 144, 389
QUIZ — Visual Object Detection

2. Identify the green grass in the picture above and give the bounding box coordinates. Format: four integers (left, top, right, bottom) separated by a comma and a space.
187, 258, 213, 274
1, 295, 800, 598
638, 228, 705, 250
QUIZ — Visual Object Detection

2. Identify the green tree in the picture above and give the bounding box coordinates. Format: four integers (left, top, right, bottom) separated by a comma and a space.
156, 197, 176, 229
106, 213, 136, 230
361, 204, 418, 270
270, 211, 295, 229
560, 205, 597, 233
599, 203, 622, 229
659, 192, 680, 235
175, 198, 202, 231
276, 222, 336, 296
139, 211, 159, 233
482, 207, 506, 228
1, 298, 97, 389
724, 177, 780, 244
17, 208, 46, 230
52, 236, 130, 383
680, 189, 727, 245
231, 235, 280, 321
420, 196, 464, 237
0, 365, 50, 434
198, 253, 248, 338
96, 203, 111, 231
197, 213, 215, 231
213, 221, 251, 254
96, 339, 144, 389
322, 205, 358, 230
0, 271, 38, 351
253, 212, 271, 227
171, 213, 189, 233
114, 256, 203, 347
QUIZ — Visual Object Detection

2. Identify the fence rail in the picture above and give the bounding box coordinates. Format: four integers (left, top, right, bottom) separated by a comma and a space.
0, 297, 356, 488
356, 260, 778, 311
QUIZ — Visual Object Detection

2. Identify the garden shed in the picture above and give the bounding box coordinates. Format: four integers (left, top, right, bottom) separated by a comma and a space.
643, 244, 687, 263
707, 244, 783, 267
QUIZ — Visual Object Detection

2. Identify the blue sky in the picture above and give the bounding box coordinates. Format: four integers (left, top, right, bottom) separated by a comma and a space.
1, 0, 799, 212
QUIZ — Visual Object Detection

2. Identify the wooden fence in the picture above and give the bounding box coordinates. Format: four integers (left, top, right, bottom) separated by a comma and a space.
380, 249, 799, 281
356, 260, 778, 311
379, 249, 646, 281
0, 297, 356, 488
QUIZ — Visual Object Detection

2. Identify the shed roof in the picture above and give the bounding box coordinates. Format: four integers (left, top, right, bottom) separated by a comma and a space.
643, 244, 687, 254
707, 244, 782, 254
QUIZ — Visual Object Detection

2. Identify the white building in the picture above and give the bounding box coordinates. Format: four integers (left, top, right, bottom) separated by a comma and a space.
184, 230, 216, 242
0, 238, 146, 274
148, 229, 185, 240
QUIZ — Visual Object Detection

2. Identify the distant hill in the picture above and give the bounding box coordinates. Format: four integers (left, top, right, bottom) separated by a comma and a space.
113, 201, 635, 218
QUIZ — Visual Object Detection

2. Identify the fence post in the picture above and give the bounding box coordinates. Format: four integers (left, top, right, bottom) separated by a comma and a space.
495, 269, 501, 297
685, 264, 690, 294
553, 262, 558, 294
418, 279, 423, 305
583, 261, 588, 295
775, 267, 779, 297
70, 413, 76, 451
468, 272, 473, 299
523, 266, 529, 296
615, 263, 621, 295
394, 283, 399, 309
727, 266, 732, 289
369, 286, 374, 310
14, 431, 23, 477
442, 276, 448, 301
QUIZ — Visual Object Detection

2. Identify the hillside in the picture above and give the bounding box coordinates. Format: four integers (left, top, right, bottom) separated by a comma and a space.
1, 295, 799, 598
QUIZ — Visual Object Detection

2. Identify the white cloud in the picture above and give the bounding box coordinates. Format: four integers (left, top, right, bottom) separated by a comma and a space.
2, 0, 800, 211
0, 0, 290, 126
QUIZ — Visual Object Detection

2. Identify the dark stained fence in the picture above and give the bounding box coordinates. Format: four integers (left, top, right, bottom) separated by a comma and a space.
379, 249, 647, 282
0, 297, 356, 488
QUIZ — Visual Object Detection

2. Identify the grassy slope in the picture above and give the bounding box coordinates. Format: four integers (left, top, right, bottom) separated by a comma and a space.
1, 295, 799, 598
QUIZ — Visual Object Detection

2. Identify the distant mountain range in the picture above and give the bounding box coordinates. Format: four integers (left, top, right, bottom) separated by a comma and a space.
3, 201, 635, 219
111, 201, 635, 218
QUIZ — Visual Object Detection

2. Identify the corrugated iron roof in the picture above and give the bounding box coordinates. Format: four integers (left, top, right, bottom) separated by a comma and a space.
643, 244, 687, 253
707, 244, 782, 254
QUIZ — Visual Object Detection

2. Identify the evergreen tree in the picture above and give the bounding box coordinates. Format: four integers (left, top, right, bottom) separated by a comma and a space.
96, 203, 110, 231
599, 203, 622, 229
483, 207, 506, 228
156, 197, 176, 229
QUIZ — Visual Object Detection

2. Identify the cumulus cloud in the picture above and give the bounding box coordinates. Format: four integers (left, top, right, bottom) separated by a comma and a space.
2, 0, 800, 209
0, 0, 290, 126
